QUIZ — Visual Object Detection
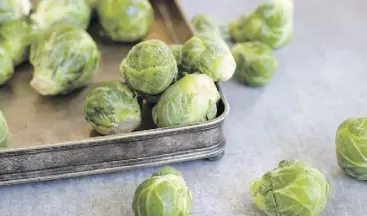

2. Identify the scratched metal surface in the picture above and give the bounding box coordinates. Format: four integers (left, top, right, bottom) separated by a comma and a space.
0, 0, 367, 215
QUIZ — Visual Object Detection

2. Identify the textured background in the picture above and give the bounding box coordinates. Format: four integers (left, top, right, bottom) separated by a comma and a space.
1, 0, 367, 215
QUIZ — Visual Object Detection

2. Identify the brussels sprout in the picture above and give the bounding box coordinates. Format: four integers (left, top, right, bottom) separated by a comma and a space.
0, 111, 11, 148
191, 14, 229, 42
97, 0, 154, 42
0, 20, 36, 66
0, 46, 14, 86
84, 81, 141, 135
132, 166, 192, 216
0, 0, 31, 25
152, 73, 220, 128
120, 39, 177, 96
181, 33, 236, 82
169, 44, 183, 65
336, 117, 367, 180
251, 160, 331, 216
30, 0, 91, 30
229, 0, 293, 49
30, 24, 100, 96
231, 41, 278, 87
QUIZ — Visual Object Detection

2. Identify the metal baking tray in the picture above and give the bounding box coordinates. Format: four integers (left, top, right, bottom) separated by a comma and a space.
0, 0, 229, 186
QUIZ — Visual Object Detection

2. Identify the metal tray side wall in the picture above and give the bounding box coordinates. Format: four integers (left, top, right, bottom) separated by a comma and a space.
0, 0, 229, 185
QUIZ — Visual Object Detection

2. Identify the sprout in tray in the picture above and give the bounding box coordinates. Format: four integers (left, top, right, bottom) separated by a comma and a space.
181, 32, 236, 82
120, 39, 178, 97
97, 0, 154, 42
229, 0, 293, 49
84, 81, 142, 135
152, 73, 220, 128
132, 166, 193, 216
0, 46, 14, 86
0, 20, 36, 66
231, 41, 278, 87
30, 24, 101, 96
336, 117, 367, 180
0, 0, 31, 25
0, 111, 11, 148
169, 44, 183, 65
191, 14, 230, 42
30, 0, 91, 30
251, 160, 331, 216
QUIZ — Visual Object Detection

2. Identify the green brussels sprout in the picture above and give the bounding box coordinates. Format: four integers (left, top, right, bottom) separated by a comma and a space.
152, 73, 220, 128
97, 0, 154, 42
84, 81, 141, 135
0, 0, 31, 25
251, 160, 331, 216
120, 39, 177, 96
0, 46, 14, 86
229, 0, 293, 49
0, 111, 11, 148
169, 44, 183, 65
30, 0, 91, 30
132, 166, 192, 216
181, 33, 236, 82
231, 41, 278, 87
191, 14, 229, 42
336, 117, 367, 180
30, 24, 101, 96
0, 20, 36, 66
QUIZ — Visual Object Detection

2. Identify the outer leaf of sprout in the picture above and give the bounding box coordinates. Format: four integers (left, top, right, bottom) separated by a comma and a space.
0, 20, 36, 65
132, 166, 192, 216
152, 73, 220, 128
0, 0, 31, 25
231, 41, 278, 87
30, 24, 100, 96
169, 44, 183, 65
191, 14, 230, 42
0, 46, 14, 86
181, 33, 236, 82
84, 81, 141, 135
30, 0, 91, 30
336, 117, 367, 180
251, 160, 331, 216
120, 39, 177, 96
97, 0, 154, 42
0, 111, 11, 148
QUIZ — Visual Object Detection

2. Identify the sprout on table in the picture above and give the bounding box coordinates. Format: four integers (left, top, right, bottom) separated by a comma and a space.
336, 117, 367, 180
132, 166, 192, 216
229, 0, 293, 49
251, 160, 331, 216
231, 41, 278, 87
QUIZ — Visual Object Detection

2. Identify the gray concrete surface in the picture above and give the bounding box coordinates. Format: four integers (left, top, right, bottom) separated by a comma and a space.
1, 0, 367, 215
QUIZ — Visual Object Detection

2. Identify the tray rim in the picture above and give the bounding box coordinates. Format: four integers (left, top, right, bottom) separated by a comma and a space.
0, 0, 230, 154
0, 84, 229, 154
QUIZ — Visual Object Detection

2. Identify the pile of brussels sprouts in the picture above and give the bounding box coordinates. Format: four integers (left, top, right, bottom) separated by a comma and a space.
1, 0, 367, 215
192, 0, 292, 87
